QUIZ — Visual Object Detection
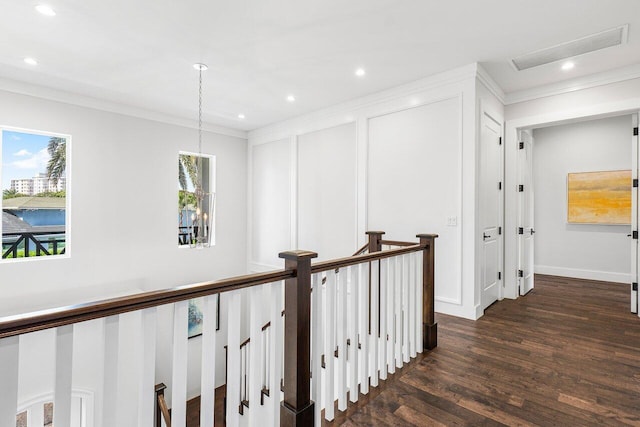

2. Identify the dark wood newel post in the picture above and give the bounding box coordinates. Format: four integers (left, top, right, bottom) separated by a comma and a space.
365, 231, 384, 335
279, 249, 318, 427
366, 230, 385, 253
417, 234, 438, 350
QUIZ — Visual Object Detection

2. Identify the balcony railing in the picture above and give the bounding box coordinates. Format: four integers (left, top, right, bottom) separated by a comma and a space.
2, 231, 66, 259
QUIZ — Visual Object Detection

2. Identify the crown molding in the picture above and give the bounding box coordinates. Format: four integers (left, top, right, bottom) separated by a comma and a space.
476, 64, 505, 104
0, 77, 248, 140
249, 63, 478, 142
505, 63, 640, 105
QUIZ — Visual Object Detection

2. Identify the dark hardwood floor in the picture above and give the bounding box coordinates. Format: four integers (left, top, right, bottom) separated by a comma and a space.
189, 275, 640, 426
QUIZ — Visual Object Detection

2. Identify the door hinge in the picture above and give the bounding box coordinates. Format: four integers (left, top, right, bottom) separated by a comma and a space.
519, 141, 524, 149
518, 227, 524, 235
634, 231, 638, 240
518, 184, 524, 192
498, 226, 502, 235
498, 181, 502, 190
634, 127, 638, 136
518, 270, 524, 278
498, 272, 502, 280
634, 179, 638, 188
499, 137, 502, 145
633, 282, 638, 291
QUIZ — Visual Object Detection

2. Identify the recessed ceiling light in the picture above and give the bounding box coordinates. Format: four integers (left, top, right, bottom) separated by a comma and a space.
35, 4, 56, 16
24, 57, 38, 66
287, 95, 296, 102
561, 61, 575, 71
193, 63, 208, 71
355, 68, 366, 77
238, 114, 245, 119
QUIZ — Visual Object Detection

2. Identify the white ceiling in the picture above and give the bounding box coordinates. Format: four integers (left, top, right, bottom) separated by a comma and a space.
1, 0, 639, 131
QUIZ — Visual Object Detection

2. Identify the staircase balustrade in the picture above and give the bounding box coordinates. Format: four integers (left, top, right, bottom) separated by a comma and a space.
0, 230, 437, 427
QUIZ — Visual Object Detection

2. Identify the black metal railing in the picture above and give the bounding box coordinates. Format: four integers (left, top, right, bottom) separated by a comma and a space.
2, 231, 66, 259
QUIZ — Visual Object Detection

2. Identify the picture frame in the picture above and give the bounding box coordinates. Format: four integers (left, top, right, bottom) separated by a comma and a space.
188, 294, 220, 339
567, 170, 631, 225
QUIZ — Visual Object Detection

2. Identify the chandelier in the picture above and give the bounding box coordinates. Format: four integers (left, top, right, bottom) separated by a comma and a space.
188, 63, 214, 248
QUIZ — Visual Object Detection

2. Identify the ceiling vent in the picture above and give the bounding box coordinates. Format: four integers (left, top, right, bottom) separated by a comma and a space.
511, 25, 628, 71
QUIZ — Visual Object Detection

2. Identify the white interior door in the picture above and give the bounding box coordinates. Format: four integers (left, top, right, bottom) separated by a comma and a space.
632, 114, 639, 314
518, 130, 534, 296
480, 111, 503, 310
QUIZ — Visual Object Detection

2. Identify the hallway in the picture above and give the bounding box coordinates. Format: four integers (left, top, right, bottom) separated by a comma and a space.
188, 275, 640, 426
327, 274, 640, 425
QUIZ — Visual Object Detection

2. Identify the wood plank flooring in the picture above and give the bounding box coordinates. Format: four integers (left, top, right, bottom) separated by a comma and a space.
189, 275, 640, 426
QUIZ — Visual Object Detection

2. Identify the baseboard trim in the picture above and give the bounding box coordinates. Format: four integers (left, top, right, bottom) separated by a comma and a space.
534, 265, 630, 284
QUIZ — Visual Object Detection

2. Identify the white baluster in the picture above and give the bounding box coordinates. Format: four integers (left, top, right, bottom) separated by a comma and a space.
269, 281, 283, 426
402, 254, 410, 364
369, 260, 379, 387
138, 308, 157, 427
395, 256, 403, 369
409, 253, 417, 358
54, 325, 73, 427
348, 265, 359, 403
324, 270, 336, 421
416, 252, 423, 353
171, 301, 189, 427
249, 286, 264, 423
102, 316, 119, 427
0, 336, 19, 427
389, 256, 398, 373
31, 402, 45, 427
200, 295, 217, 427
359, 262, 369, 395
380, 257, 389, 378
337, 269, 347, 411
311, 274, 323, 425
226, 291, 242, 427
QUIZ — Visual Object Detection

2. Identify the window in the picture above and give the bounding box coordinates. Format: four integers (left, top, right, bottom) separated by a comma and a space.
1, 128, 70, 261
178, 151, 215, 247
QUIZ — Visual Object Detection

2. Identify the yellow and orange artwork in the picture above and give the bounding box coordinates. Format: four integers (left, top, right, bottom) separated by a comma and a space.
567, 170, 631, 225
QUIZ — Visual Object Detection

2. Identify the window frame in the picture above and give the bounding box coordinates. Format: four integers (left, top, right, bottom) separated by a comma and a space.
0, 126, 72, 263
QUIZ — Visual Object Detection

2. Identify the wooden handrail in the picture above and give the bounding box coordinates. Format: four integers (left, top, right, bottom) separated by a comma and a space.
0, 269, 294, 339
155, 383, 171, 427
379, 239, 417, 247
310, 243, 422, 274
240, 337, 251, 348
352, 243, 368, 256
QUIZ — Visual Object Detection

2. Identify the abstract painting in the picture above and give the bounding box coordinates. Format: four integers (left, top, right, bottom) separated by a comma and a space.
188, 298, 204, 338
188, 295, 220, 338
567, 170, 631, 225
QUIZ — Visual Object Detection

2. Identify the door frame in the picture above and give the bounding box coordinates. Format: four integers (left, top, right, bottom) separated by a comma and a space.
505, 100, 640, 300
479, 101, 505, 310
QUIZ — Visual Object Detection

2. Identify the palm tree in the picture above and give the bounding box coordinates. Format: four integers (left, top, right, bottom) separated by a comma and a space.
3, 189, 19, 199
178, 154, 199, 192
46, 137, 66, 185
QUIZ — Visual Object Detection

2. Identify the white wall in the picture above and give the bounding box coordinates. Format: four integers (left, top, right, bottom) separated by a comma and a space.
368, 99, 461, 303
532, 115, 632, 282
504, 77, 640, 298
0, 89, 248, 416
248, 63, 484, 320
249, 139, 292, 268
298, 123, 357, 261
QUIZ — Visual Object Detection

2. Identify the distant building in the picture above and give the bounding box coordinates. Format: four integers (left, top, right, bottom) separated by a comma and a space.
10, 173, 65, 195
10, 178, 33, 195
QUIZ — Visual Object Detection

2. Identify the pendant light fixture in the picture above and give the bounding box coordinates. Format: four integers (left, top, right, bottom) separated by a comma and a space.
188, 63, 214, 248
